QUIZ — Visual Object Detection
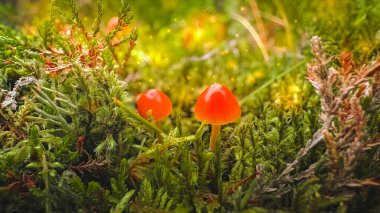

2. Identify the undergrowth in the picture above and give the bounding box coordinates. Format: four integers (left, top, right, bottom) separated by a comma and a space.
1, 0, 380, 212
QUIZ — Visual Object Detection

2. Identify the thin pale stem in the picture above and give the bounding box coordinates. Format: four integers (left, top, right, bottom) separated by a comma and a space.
210, 124, 221, 151
231, 13, 269, 62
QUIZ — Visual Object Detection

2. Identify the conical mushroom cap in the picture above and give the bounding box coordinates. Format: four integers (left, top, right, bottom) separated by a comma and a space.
195, 84, 241, 125
137, 89, 172, 121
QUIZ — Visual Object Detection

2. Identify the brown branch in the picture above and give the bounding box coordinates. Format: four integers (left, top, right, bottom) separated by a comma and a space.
226, 172, 262, 195
69, 158, 109, 175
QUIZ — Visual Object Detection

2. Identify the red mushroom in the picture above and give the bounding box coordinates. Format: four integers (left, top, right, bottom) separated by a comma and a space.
137, 89, 172, 121
194, 83, 241, 151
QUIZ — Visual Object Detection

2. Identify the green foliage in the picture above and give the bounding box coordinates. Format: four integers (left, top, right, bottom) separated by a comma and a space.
0, 25, 37, 88
111, 189, 135, 213
133, 179, 176, 212
1, 0, 380, 212
291, 178, 349, 213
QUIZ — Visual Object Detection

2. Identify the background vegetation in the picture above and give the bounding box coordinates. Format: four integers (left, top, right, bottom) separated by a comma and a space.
1, 0, 380, 212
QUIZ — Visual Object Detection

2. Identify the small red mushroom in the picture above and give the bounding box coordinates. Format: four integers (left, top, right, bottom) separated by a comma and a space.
194, 83, 241, 151
137, 89, 172, 121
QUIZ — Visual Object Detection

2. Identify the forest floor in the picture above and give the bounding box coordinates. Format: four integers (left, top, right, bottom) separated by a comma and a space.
1, 0, 380, 212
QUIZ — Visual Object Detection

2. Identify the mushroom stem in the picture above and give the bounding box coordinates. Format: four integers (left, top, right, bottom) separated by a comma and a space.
210, 124, 221, 151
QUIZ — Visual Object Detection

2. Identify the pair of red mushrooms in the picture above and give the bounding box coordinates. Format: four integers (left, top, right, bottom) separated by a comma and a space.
137, 84, 241, 151
106, 18, 240, 150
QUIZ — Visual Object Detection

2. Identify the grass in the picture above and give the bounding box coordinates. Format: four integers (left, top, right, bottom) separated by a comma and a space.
1, 0, 380, 212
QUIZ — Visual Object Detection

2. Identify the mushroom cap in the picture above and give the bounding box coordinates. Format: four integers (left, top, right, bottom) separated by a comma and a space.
195, 83, 241, 125
137, 89, 172, 121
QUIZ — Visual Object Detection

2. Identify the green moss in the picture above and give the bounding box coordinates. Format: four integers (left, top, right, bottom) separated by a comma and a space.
1, 0, 380, 212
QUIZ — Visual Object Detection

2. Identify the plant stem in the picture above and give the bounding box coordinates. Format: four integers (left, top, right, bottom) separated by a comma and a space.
210, 124, 221, 151
231, 13, 269, 62
112, 98, 165, 136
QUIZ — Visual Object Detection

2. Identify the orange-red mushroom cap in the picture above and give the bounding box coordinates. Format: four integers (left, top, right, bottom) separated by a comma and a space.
195, 83, 241, 125
137, 89, 172, 121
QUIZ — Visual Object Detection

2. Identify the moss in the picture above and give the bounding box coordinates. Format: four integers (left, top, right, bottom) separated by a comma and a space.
1, 0, 380, 212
